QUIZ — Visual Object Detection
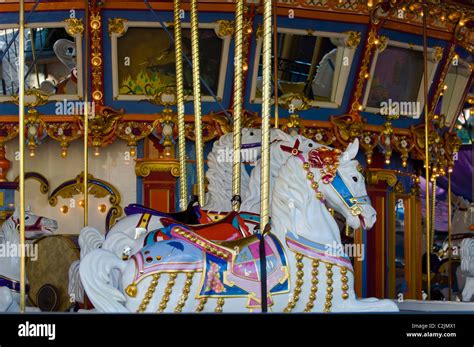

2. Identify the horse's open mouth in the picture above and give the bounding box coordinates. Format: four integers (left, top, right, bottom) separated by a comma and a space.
41, 226, 57, 234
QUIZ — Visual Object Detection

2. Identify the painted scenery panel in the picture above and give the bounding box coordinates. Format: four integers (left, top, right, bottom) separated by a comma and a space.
117, 27, 223, 97
366, 45, 424, 109
0, 27, 78, 97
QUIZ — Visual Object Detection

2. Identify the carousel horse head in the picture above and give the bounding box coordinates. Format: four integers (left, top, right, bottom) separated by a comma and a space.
9, 206, 58, 240
309, 139, 376, 230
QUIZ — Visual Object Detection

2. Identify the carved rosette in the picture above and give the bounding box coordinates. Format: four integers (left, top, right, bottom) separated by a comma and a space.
303, 127, 337, 147
359, 131, 379, 164
378, 121, 395, 164
43, 121, 82, 157
392, 134, 415, 168
115, 121, 157, 148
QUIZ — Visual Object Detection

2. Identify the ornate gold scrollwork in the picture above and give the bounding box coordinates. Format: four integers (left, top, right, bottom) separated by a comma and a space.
14, 172, 49, 195
135, 159, 180, 178
115, 121, 158, 148
79, 106, 124, 150
215, 20, 235, 39
280, 93, 312, 112
330, 114, 364, 144
11, 88, 49, 107
365, 169, 398, 187
64, 18, 84, 36
359, 130, 379, 164
48, 172, 123, 229
108, 18, 128, 37
344, 31, 362, 48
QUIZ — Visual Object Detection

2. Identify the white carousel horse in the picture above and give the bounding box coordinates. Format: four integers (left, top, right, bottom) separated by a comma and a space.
68, 128, 264, 301
0, 207, 58, 312
39, 39, 77, 95
79, 139, 398, 312
459, 238, 474, 301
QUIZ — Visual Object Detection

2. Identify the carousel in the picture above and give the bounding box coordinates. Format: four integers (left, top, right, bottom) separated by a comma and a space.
0, 0, 472, 313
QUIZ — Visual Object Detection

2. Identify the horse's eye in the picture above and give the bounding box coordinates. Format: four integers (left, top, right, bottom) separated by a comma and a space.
25, 216, 29, 220
352, 176, 358, 183
250, 131, 254, 136
308, 143, 313, 147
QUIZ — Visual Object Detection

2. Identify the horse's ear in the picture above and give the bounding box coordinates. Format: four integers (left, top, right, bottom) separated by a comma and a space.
13, 206, 19, 218
26, 204, 32, 213
343, 138, 359, 162
270, 128, 291, 142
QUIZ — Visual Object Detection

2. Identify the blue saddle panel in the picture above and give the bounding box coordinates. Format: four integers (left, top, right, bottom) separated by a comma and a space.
131, 239, 203, 283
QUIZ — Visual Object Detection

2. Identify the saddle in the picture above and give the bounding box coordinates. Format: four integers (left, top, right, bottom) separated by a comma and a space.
128, 226, 289, 309
124, 200, 201, 225
159, 211, 255, 242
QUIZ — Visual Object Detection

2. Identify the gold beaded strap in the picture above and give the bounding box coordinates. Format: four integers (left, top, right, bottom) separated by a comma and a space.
340, 267, 350, 300
324, 263, 333, 313
195, 297, 208, 312
136, 273, 161, 313
304, 259, 319, 312
157, 273, 178, 312
174, 272, 194, 313
215, 298, 225, 313
283, 253, 304, 312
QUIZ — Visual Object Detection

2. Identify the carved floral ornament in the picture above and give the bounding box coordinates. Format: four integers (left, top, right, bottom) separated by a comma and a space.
0, 107, 460, 176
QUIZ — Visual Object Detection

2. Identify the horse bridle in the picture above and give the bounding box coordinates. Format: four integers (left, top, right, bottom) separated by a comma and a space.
12, 215, 44, 233
281, 139, 371, 216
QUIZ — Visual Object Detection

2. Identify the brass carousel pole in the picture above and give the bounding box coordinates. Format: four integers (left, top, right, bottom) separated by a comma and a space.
272, 0, 279, 129
83, 0, 90, 226
260, 0, 272, 229
174, 0, 188, 210
190, 0, 205, 207
18, 0, 26, 313
232, 0, 244, 211
431, 176, 437, 251
422, 5, 431, 300
447, 171, 452, 301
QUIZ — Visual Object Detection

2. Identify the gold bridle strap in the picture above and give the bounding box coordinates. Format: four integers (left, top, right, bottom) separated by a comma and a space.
136, 213, 152, 230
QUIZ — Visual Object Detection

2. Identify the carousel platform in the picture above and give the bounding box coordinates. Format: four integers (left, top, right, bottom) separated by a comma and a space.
397, 300, 474, 312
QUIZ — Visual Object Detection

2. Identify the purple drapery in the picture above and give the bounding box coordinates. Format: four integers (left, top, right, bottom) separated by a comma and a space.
437, 145, 472, 201
419, 176, 450, 231
419, 146, 472, 231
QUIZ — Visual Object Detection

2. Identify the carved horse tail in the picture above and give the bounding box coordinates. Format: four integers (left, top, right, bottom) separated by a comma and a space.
79, 227, 105, 258
79, 248, 129, 312
68, 227, 106, 303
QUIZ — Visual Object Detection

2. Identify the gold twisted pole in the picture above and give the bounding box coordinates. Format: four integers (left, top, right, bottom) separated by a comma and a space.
190, 0, 205, 207
18, 0, 26, 312
83, 0, 90, 226
430, 176, 436, 250
259, 0, 272, 229
447, 171, 452, 301
272, 0, 279, 129
174, 0, 188, 210
232, 0, 244, 212
422, 5, 431, 300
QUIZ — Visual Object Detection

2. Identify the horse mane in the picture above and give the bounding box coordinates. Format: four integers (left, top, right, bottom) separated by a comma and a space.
271, 153, 340, 245
1, 216, 18, 245
205, 131, 251, 211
